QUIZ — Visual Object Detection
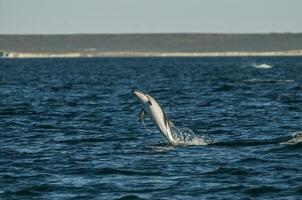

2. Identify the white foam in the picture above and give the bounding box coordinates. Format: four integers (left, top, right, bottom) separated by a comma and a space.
245, 78, 294, 83
280, 132, 302, 145
170, 125, 210, 146
252, 63, 273, 69
151, 145, 175, 152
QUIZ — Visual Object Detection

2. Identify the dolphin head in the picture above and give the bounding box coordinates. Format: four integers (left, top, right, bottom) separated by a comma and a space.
132, 90, 153, 107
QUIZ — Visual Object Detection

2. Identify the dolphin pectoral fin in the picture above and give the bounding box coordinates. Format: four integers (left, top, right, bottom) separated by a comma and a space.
139, 109, 146, 124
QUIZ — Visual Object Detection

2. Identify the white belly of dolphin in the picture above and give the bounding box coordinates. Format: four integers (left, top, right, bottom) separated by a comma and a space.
147, 105, 176, 145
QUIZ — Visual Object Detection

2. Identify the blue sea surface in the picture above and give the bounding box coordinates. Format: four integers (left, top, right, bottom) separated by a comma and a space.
0, 57, 302, 199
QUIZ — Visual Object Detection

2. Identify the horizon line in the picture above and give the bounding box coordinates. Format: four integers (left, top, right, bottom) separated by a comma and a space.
1, 32, 302, 36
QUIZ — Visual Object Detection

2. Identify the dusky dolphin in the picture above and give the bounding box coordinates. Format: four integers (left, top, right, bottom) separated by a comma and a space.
132, 90, 177, 145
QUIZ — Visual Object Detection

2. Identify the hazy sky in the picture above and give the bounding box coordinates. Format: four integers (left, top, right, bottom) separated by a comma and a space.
0, 0, 301, 34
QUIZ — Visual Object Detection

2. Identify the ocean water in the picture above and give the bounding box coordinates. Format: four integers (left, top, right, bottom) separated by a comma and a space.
0, 57, 302, 199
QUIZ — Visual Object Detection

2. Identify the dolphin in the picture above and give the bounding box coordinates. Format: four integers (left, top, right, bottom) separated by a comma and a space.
132, 90, 177, 145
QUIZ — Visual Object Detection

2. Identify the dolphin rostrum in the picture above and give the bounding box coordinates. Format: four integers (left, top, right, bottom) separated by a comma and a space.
132, 90, 177, 145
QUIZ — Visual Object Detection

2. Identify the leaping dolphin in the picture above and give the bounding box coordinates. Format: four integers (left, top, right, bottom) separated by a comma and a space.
132, 90, 177, 145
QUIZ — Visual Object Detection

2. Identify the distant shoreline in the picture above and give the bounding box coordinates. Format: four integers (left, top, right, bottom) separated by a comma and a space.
1, 50, 302, 58
1, 33, 302, 58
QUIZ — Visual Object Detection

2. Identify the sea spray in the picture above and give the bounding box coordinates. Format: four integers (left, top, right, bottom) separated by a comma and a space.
170, 124, 211, 146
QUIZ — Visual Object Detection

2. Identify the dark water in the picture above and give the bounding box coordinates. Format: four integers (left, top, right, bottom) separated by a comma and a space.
1, 57, 302, 199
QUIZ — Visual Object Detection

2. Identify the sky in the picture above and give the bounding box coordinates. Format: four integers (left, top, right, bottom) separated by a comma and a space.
0, 0, 301, 34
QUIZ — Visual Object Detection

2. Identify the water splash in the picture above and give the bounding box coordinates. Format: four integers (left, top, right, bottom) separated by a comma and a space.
170, 124, 211, 146
141, 117, 210, 146
252, 63, 273, 69
280, 132, 302, 145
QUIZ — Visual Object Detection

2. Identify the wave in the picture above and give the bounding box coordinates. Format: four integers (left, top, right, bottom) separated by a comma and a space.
95, 168, 160, 176
213, 138, 283, 147
245, 78, 294, 83
252, 63, 273, 69
211, 135, 295, 148
280, 131, 302, 145
114, 195, 146, 200
204, 167, 258, 176
244, 186, 282, 196
237, 157, 269, 164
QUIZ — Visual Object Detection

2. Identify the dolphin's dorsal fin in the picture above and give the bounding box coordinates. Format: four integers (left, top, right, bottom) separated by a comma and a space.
163, 110, 172, 128
139, 109, 146, 124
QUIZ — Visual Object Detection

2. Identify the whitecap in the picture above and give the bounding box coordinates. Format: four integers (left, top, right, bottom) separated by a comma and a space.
280, 132, 302, 145
245, 78, 294, 83
252, 63, 273, 69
